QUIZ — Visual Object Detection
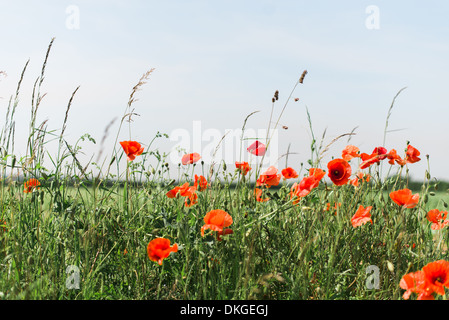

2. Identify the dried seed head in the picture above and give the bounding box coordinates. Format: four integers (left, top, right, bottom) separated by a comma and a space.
274, 90, 279, 100
299, 70, 308, 83
294, 98, 299, 102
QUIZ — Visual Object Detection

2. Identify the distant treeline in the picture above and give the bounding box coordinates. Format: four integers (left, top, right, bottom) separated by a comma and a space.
8, 175, 449, 193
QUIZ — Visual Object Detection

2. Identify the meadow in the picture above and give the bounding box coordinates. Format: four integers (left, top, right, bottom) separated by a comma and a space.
0, 39, 448, 300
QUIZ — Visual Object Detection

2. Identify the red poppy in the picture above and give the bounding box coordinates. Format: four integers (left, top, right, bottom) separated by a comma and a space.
147, 238, 178, 265
194, 174, 208, 191
308, 168, 325, 188
120, 141, 144, 161
422, 260, 449, 296
166, 182, 190, 198
289, 176, 316, 204
341, 145, 360, 161
24, 178, 40, 193
359, 147, 387, 169
400, 271, 434, 300
327, 159, 352, 186
405, 145, 421, 164
349, 172, 371, 187
166, 182, 199, 207
247, 140, 266, 156
256, 166, 281, 188
389, 188, 419, 208
281, 167, 299, 179
351, 205, 373, 228
386, 149, 406, 166
181, 152, 201, 165
201, 210, 233, 240
427, 209, 449, 230
235, 161, 251, 176
254, 188, 269, 202
184, 191, 198, 207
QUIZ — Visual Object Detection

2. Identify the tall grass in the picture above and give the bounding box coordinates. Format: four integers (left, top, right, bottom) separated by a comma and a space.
0, 39, 447, 300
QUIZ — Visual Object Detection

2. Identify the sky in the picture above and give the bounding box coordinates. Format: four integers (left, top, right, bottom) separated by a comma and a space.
0, 0, 448, 182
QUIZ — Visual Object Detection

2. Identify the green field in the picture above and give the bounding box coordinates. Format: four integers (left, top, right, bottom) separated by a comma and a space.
0, 40, 448, 301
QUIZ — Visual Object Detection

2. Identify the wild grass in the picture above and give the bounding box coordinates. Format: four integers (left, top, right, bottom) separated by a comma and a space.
0, 39, 447, 300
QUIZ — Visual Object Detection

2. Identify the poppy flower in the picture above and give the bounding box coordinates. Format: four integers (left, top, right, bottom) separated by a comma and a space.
201, 210, 233, 239
24, 178, 40, 193
426, 209, 449, 230
308, 168, 325, 188
254, 188, 269, 202
349, 172, 371, 187
166, 182, 190, 198
351, 205, 373, 228
289, 176, 318, 204
181, 152, 201, 165
422, 260, 449, 296
120, 141, 144, 161
281, 167, 299, 179
256, 166, 281, 188
235, 161, 251, 176
359, 147, 387, 169
400, 271, 434, 300
194, 174, 208, 191
405, 145, 421, 164
247, 140, 266, 156
327, 159, 352, 186
386, 149, 406, 166
184, 191, 198, 207
389, 188, 419, 208
341, 145, 360, 161
147, 238, 178, 265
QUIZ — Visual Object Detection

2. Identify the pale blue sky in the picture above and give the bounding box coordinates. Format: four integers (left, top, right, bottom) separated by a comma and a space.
0, 1, 448, 181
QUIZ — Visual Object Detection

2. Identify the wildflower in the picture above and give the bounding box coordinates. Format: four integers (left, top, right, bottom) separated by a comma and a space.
289, 172, 322, 204
184, 191, 198, 207
349, 172, 371, 187
359, 147, 387, 169
235, 161, 251, 176
400, 271, 434, 300
147, 238, 178, 266
422, 260, 449, 296
426, 209, 449, 230
254, 188, 269, 202
201, 210, 233, 240
166, 182, 190, 198
256, 166, 281, 188
327, 159, 352, 186
120, 141, 144, 161
341, 145, 360, 161
389, 188, 419, 208
405, 145, 421, 164
247, 140, 266, 156
386, 149, 406, 166
194, 174, 208, 191
308, 168, 325, 188
24, 178, 40, 193
181, 152, 201, 165
281, 167, 299, 179
351, 205, 373, 228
